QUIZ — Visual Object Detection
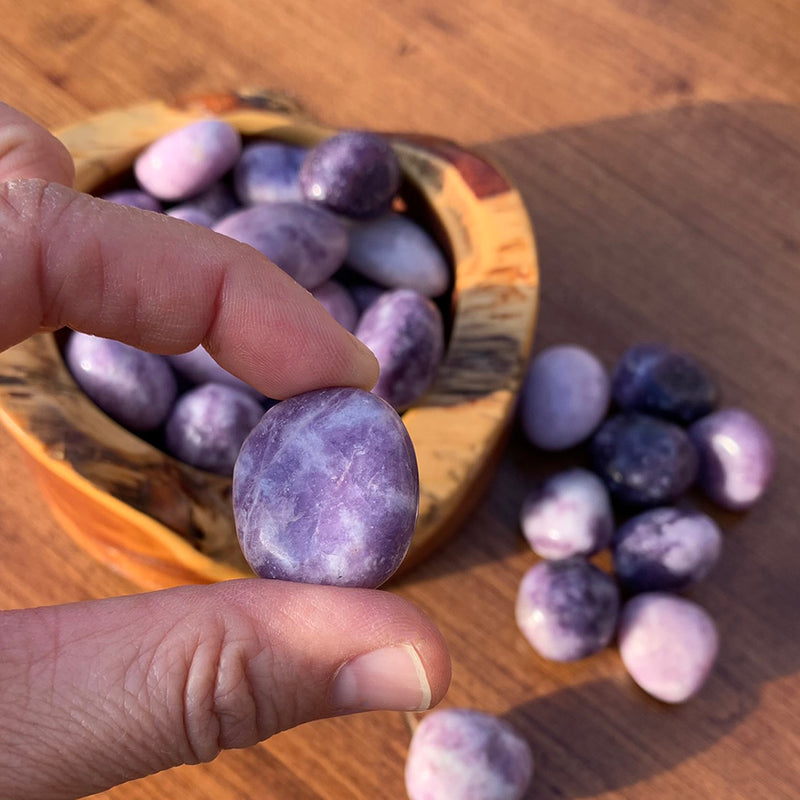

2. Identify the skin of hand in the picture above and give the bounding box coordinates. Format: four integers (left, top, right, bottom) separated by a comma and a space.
0, 102, 450, 800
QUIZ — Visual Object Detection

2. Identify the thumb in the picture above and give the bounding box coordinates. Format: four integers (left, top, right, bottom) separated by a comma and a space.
0, 579, 450, 800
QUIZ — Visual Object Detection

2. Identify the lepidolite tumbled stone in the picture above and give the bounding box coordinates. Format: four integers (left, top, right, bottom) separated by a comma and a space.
347, 213, 450, 297
234, 141, 306, 205
233, 388, 419, 588
134, 119, 242, 202
311, 280, 360, 332
355, 289, 445, 411
213, 202, 348, 289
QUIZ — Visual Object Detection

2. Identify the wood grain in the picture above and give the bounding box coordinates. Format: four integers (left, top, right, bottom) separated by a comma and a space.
1, 2, 799, 799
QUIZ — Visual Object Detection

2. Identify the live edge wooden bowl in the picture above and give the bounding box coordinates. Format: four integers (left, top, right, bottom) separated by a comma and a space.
0, 91, 539, 591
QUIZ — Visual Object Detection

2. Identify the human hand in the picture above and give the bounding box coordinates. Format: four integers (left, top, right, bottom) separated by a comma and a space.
0, 102, 450, 800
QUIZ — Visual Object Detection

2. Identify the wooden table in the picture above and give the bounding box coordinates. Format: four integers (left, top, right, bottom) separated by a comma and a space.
2, 2, 799, 798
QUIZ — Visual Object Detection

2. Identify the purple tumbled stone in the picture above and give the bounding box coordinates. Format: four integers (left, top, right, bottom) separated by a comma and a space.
612, 343, 719, 424
354, 289, 445, 411
405, 708, 534, 800
346, 213, 450, 297
300, 130, 402, 219
167, 346, 261, 398
233, 387, 419, 588
515, 558, 620, 662
612, 507, 722, 594
619, 592, 719, 703
165, 383, 264, 475
213, 202, 348, 289
520, 344, 610, 451
689, 407, 776, 511
134, 119, 242, 202
591, 413, 699, 507
520, 468, 614, 560
166, 206, 215, 227
311, 280, 360, 332
348, 281, 386, 315
234, 141, 306, 205
101, 189, 162, 212
65, 332, 177, 432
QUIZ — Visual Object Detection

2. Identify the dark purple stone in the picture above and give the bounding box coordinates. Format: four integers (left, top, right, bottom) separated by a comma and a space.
65, 332, 177, 432
612, 507, 722, 594
612, 343, 718, 424
300, 130, 402, 219
213, 202, 348, 289
165, 383, 264, 475
166, 346, 261, 398
689, 407, 776, 510
355, 289, 444, 411
166, 181, 239, 226
233, 387, 419, 588
515, 558, 620, 662
591, 413, 699, 506
405, 708, 534, 800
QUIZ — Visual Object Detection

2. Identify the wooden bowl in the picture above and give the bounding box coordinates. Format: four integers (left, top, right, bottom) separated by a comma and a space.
0, 90, 539, 591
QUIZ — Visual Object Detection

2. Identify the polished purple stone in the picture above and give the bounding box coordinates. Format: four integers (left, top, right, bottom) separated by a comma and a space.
134, 119, 242, 202
405, 708, 534, 800
355, 289, 444, 411
347, 213, 450, 297
591, 413, 699, 506
612, 507, 722, 594
166, 346, 261, 398
619, 593, 718, 703
311, 280, 359, 332
520, 345, 610, 451
348, 281, 386, 315
612, 343, 719, 424
689, 407, 776, 510
300, 130, 401, 219
520, 468, 614, 560
234, 141, 306, 205
515, 558, 620, 662
233, 388, 419, 588
65, 332, 177, 432
101, 189, 162, 212
166, 206, 215, 227
165, 383, 264, 475
213, 202, 348, 289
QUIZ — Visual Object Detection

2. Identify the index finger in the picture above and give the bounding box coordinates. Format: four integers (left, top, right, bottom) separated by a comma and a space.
0, 104, 378, 398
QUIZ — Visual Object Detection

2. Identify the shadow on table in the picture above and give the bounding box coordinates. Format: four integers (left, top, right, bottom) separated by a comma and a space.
399, 99, 800, 797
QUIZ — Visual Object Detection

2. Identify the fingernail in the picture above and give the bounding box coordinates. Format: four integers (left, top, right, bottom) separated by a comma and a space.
329, 644, 432, 713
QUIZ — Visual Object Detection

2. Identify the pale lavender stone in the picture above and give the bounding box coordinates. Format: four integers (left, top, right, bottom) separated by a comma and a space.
689, 407, 776, 510
405, 708, 534, 800
65, 332, 177, 432
101, 189, 162, 212
520, 468, 614, 560
347, 213, 450, 297
619, 593, 719, 703
134, 119, 242, 202
311, 280, 359, 332
300, 130, 401, 219
234, 141, 306, 205
167, 346, 261, 398
515, 558, 619, 662
165, 383, 264, 476
520, 345, 611, 451
612, 507, 722, 594
355, 289, 444, 411
166, 206, 215, 227
233, 387, 419, 588
213, 202, 348, 289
